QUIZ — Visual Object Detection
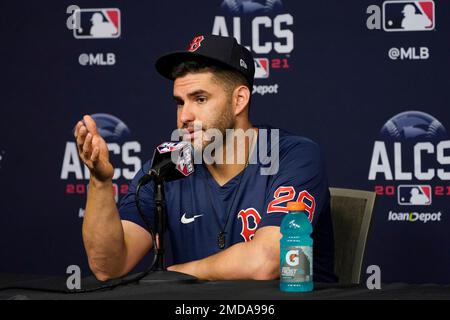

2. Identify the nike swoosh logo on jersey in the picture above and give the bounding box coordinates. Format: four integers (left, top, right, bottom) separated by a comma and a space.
181, 213, 204, 224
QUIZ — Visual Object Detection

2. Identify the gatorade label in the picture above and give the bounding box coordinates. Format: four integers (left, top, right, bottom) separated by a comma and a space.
280, 246, 313, 283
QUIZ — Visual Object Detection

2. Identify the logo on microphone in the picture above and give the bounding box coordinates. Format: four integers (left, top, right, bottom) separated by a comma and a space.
156, 141, 195, 177
157, 142, 186, 154
177, 144, 194, 176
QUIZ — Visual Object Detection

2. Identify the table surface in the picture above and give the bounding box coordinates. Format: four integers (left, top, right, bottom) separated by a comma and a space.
1, 272, 449, 300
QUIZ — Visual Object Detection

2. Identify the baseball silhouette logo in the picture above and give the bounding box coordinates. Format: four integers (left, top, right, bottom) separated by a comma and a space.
380, 111, 447, 141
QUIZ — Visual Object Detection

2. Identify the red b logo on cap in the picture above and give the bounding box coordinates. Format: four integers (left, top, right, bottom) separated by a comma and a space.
188, 35, 204, 52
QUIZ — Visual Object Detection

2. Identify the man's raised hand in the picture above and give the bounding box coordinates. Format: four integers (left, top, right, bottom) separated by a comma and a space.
74, 115, 114, 182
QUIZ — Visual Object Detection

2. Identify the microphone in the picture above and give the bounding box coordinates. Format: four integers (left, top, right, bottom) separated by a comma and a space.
134, 141, 195, 275
140, 141, 195, 184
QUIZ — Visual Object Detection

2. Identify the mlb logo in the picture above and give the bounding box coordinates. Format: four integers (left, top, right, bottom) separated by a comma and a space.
254, 58, 269, 79
73, 8, 121, 39
383, 1, 435, 32
397, 185, 432, 206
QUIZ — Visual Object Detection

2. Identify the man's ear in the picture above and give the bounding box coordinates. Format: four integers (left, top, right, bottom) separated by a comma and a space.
233, 85, 251, 116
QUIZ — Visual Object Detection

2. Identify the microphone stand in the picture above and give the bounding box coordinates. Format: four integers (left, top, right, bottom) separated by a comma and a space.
153, 175, 166, 271
137, 171, 198, 283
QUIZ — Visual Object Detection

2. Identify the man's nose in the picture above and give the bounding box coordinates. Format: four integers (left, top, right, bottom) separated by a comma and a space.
179, 102, 195, 124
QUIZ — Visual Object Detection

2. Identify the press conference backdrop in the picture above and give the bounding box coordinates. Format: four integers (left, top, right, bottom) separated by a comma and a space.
0, 0, 449, 284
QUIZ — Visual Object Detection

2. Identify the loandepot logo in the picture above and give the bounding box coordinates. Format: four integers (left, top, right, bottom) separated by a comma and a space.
369, 111, 448, 225
388, 210, 442, 223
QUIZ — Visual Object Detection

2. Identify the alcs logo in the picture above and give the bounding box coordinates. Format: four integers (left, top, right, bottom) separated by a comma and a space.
368, 111, 450, 203
61, 114, 141, 181
213, 0, 293, 55
366, 0, 435, 32
61, 114, 142, 215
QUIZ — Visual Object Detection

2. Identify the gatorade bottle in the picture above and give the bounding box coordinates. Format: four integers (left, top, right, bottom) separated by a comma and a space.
280, 201, 314, 292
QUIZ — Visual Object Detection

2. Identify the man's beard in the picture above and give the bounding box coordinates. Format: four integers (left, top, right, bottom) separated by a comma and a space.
189, 103, 236, 154
204, 105, 235, 148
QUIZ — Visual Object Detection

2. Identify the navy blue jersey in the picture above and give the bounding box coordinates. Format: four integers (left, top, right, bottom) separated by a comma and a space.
119, 126, 337, 282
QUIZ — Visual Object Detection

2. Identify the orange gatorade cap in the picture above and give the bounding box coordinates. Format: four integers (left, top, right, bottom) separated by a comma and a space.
287, 201, 306, 211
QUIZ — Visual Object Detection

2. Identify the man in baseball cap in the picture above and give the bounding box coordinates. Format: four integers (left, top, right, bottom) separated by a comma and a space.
77, 34, 337, 283
156, 34, 255, 88
154, 34, 256, 154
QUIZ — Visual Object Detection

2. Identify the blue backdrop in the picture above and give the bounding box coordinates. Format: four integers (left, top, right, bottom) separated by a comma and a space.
1, 0, 449, 284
